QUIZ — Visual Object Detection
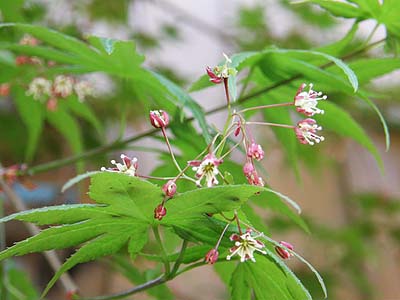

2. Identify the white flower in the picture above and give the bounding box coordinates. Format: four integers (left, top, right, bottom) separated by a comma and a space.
26, 77, 52, 100
74, 80, 94, 102
101, 154, 138, 177
189, 154, 223, 187
295, 118, 325, 145
53, 75, 74, 98
294, 83, 327, 116
226, 230, 267, 262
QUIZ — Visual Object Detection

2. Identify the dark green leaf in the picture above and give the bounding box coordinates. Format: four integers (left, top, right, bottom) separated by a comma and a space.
314, 101, 382, 169
151, 71, 211, 143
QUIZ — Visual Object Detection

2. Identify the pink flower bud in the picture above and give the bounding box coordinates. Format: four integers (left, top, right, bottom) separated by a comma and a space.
205, 248, 219, 264
234, 121, 241, 136
243, 162, 264, 187
163, 180, 177, 197
149, 110, 169, 128
229, 234, 240, 241
206, 66, 223, 84
275, 241, 294, 260
46, 97, 58, 111
0, 83, 10, 96
247, 142, 264, 161
154, 204, 167, 220
15, 56, 30, 66
243, 162, 255, 176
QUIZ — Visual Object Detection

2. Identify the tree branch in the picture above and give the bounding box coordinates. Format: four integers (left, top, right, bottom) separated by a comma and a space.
77, 275, 165, 300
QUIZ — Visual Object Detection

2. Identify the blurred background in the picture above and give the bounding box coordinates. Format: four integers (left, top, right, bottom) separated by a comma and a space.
0, 0, 399, 299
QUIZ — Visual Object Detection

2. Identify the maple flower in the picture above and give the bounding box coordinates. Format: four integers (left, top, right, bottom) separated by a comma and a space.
101, 154, 138, 176
294, 83, 327, 116
53, 75, 74, 98
206, 66, 223, 84
295, 118, 325, 145
74, 80, 94, 102
247, 142, 264, 161
154, 204, 167, 220
26, 77, 52, 100
205, 248, 219, 265
226, 229, 267, 262
206, 53, 237, 84
149, 110, 169, 128
189, 153, 223, 187
243, 162, 264, 187
163, 180, 177, 197
275, 241, 294, 260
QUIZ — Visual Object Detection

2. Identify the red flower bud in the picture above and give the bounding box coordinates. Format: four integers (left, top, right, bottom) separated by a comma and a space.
275, 241, 294, 259
154, 204, 167, 220
206, 66, 223, 84
0, 83, 10, 96
46, 97, 58, 111
149, 110, 169, 128
162, 180, 177, 197
205, 248, 219, 264
15, 55, 30, 66
66, 290, 78, 300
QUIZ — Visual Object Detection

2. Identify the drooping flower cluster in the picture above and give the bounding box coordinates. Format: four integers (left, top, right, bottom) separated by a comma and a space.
227, 229, 267, 262
294, 83, 327, 117
295, 118, 324, 145
26, 75, 94, 110
95, 55, 325, 269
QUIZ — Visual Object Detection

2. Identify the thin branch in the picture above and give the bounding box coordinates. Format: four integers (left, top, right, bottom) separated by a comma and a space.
148, 0, 235, 44
19, 38, 385, 177
77, 275, 165, 300
0, 174, 78, 294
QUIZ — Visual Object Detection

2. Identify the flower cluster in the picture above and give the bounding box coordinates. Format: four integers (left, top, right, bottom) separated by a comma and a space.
15, 35, 42, 66
98, 55, 325, 268
26, 75, 94, 110
295, 118, 324, 145
293, 83, 326, 145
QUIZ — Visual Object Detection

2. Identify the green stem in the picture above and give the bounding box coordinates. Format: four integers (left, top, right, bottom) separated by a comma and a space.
245, 121, 295, 129
169, 240, 188, 277
152, 226, 170, 276
76, 275, 166, 300
237, 102, 293, 114
161, 127, 183, 173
